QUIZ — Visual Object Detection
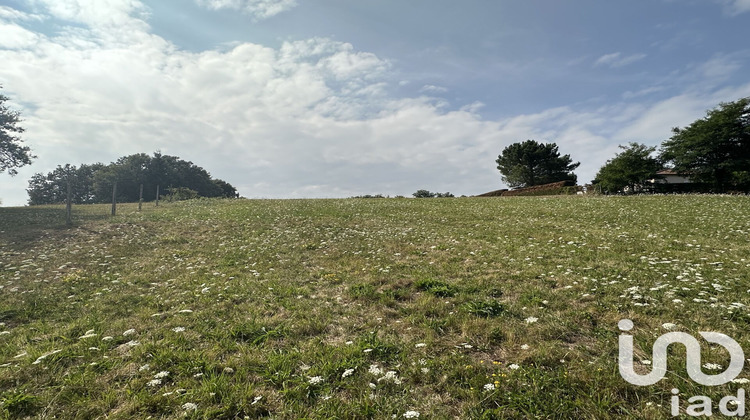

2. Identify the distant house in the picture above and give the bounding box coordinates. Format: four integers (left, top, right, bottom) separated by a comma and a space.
649, 169, 692, 184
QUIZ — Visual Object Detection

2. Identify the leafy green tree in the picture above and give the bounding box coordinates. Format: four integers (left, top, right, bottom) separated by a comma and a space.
1, 86, 35, 175
412, 190, 454, 198
412, 189, 436, 198
496, 140, 579, 188
660, 97, 750, 192
593, 143, 662, 193
27, 152, 237, 204
92, 153, 151, 202
213, 179, 238, 198
27, 163, 103, 205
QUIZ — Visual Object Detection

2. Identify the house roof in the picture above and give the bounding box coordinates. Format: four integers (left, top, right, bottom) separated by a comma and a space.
656, 169, 689, 175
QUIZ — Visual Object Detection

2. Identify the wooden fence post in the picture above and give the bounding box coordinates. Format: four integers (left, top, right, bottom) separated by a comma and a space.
138, 183, 143, 212
66, 174, 72, 225
156, 184, 160, 207
111, 182, 117, 216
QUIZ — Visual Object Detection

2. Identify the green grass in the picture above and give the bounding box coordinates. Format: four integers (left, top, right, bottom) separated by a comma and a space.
1, 196, 750, 419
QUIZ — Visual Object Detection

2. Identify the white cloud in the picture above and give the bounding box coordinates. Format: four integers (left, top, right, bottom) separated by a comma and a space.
721, 0, 750, 15
698, 54, 743, 81
1, 2, 749, 205
665, 0, 750, 16
195, 0, 297, 20
0, 22, 41, 49
30, 0, 149, 28
420, 85, 448, 94
622, 86, 665, 99
595, 52, 647, 68
0, 5, 45, 21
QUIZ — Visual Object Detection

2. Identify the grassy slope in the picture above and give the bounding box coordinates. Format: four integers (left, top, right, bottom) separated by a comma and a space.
1, 196, 749, 419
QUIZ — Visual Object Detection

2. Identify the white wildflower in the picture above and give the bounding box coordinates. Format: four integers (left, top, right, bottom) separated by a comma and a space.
415, 343, 426, 348
403, 410, 420, 418
378, 371, 402, 384
508, 363, 520, 370
524, 317, 538, 324
484, 383, 496, 391
147, 379, 162, 387
342, 368, 355, 378
369, 365, 383, 375
32, 349, 62, 365
123, 329, 136, 336
172, 327, 185, 333
79, 330, 97, 339
703, 363, 722, 370
154, 371, 170, 379
308, 376, 324, 385
139, 364, 150, 372
182, 402, 198, 411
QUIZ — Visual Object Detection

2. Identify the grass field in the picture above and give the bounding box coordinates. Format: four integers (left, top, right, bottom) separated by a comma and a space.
2, 196, 750, 419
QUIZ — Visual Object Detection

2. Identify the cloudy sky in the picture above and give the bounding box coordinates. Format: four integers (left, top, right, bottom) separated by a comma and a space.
1, 0, 749, 205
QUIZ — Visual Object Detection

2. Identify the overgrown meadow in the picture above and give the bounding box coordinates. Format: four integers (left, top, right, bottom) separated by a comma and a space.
1, 196, 750, 419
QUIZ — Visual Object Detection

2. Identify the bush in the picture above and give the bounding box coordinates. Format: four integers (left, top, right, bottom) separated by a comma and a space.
413, 189, 436, 198
351, 194, 387, 198
413, 190, 455, 198
163, 187, 199, 202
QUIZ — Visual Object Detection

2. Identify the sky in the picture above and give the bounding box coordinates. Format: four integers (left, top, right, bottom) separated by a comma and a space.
1, 0, 749, 206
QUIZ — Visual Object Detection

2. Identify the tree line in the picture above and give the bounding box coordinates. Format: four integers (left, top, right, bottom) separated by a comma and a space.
2, 83, 748, 199
595, 97, 749, 193
496, 97, 750, 194
26, 152, 237, 205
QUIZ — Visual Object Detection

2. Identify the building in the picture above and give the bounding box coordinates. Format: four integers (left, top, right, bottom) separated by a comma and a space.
650, 169, 692, 184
